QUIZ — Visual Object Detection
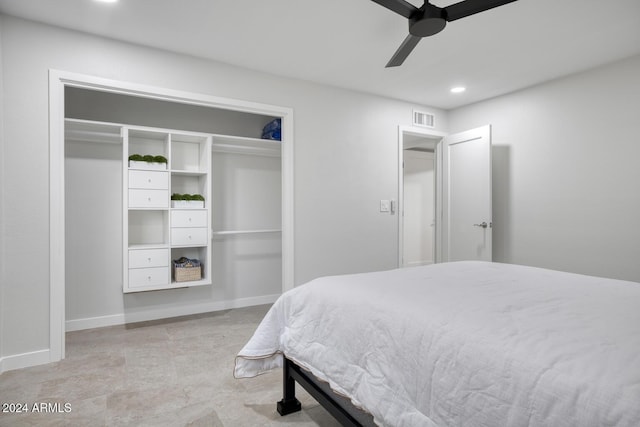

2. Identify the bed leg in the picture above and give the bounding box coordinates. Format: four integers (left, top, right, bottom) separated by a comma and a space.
277, 357, 302, 416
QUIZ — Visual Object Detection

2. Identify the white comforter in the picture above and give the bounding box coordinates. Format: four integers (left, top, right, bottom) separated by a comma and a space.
234, 261, 640, 427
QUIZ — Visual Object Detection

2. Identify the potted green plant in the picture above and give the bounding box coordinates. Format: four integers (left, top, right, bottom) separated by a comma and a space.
128, 154, 168, 170
171, 193, 205, 208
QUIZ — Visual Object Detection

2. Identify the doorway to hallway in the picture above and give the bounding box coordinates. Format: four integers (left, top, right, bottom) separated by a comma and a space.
398, 127, 443, 267
402, 148, 435, 266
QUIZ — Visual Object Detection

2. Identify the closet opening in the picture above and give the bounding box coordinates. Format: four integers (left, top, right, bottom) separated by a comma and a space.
50, 71, 294, 362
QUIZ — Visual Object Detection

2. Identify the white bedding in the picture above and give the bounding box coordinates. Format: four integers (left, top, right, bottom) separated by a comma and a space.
234, 261, 640, 427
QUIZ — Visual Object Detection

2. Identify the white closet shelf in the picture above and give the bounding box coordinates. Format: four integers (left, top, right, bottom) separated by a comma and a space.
129, 279, 211, 293
65, 118, 122, 144
128, 243, 170, 250
170, 169, 207, 176
65, 119, 282, 156
211, 134, 281, 157
129, 167, 169, 171
212, 229, 282, 236
170, 279, 210, 287
211, 133, 281, 145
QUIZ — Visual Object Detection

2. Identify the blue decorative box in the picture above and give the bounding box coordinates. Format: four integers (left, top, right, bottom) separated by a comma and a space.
261, 118, 281, 141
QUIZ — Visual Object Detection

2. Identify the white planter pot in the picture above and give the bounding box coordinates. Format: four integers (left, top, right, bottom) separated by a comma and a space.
129, 160, 167, 170
171, 200, 205, 208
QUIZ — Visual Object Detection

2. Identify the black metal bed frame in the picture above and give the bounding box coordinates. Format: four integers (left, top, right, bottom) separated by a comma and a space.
276, 357, 375, 426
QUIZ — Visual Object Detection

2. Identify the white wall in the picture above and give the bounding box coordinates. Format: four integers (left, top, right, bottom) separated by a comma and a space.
0, 15, 5, 363
449, 54, 640, 282
0, 15, 447, 365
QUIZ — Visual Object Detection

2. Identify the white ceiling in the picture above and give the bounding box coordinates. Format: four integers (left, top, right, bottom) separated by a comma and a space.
1, 0, 639, 109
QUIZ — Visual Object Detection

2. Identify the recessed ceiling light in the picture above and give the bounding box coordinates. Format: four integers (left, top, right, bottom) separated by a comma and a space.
95, 0, 118, 3
450, 86, 466, 94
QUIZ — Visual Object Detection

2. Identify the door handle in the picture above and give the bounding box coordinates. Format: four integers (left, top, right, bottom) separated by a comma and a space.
473, 222, 488, 229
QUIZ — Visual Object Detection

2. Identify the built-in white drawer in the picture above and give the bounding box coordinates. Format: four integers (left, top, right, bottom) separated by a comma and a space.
129, 170, 169, 190
171, 227, 208, 246
128, 266, 169, 288
171, 210, 208, 228
129, 189, 169, 208
128, 248, 169, 269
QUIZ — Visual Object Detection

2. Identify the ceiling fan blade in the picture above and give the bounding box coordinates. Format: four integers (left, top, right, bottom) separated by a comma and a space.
444, 0, 518, 22
386, 34, 421, 68
370, 0, 419, 19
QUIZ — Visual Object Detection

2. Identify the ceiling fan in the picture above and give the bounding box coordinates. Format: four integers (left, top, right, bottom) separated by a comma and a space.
371, 0, 519, 67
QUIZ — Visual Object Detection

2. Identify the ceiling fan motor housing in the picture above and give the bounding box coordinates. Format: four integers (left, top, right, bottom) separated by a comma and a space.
409, 3, 447, 37
372, 0, 519, 67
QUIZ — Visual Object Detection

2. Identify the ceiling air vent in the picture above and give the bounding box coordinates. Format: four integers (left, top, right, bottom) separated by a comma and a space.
413, 109, 435, 128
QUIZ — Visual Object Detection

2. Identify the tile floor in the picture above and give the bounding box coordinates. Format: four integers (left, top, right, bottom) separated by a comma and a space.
0, 305, 340, 426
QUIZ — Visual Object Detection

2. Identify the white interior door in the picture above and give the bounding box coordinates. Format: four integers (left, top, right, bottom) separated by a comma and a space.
441, 125, 492, 261
403, 150, 434, 266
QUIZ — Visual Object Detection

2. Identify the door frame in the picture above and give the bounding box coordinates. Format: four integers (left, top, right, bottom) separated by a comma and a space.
397, 126, 447, 268
49, 70, 295, 362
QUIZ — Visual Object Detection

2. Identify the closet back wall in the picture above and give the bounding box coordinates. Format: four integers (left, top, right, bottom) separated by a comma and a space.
65, 134, 123, 323
212, 152, 282, 301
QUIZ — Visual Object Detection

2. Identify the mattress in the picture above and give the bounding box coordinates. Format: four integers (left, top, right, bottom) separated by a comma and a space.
234, 261, 640, 426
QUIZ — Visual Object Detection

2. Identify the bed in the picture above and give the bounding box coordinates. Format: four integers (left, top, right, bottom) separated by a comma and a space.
234, 261, 640, 426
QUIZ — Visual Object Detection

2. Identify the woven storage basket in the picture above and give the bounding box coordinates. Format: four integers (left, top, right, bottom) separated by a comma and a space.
173, 258, 202, 282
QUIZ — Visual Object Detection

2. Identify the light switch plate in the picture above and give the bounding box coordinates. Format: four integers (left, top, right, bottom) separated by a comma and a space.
380, 199, 390, 212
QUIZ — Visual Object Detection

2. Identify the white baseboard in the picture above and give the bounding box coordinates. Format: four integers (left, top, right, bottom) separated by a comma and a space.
0, 349, 51, 374
405, 260, 434, 267
65, 313, 126, 332
65, 294, 280, 332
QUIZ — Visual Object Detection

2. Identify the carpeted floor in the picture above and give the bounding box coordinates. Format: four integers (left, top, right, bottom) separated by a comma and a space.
0, 305, 340, 426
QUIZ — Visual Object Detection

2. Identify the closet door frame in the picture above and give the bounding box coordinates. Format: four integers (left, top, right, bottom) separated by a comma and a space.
49, 69, 294, 362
